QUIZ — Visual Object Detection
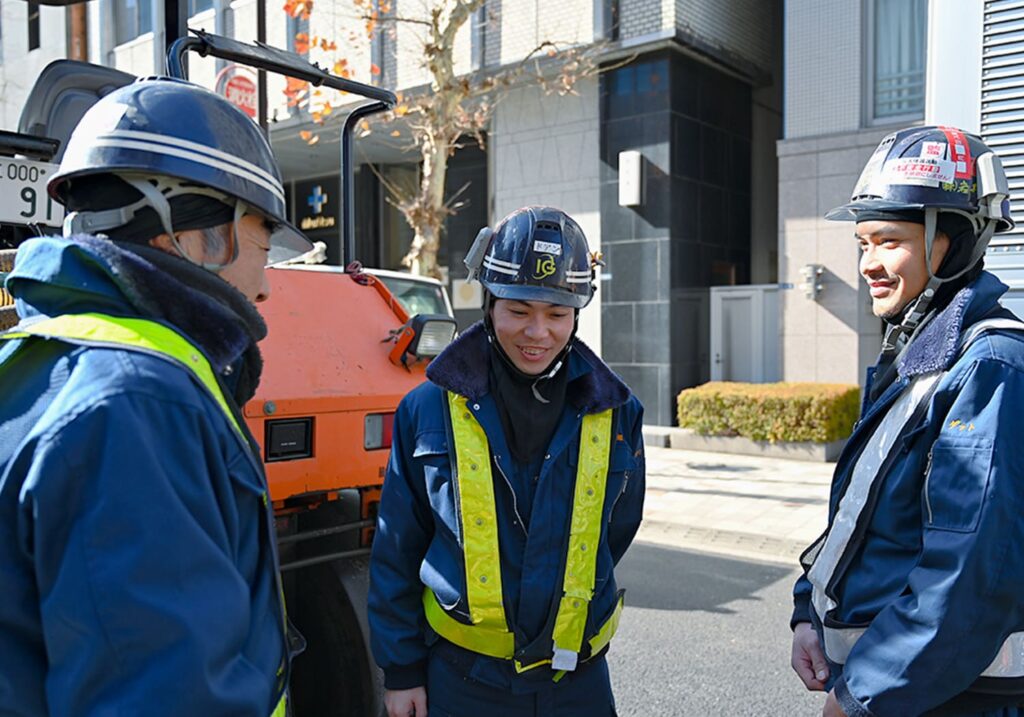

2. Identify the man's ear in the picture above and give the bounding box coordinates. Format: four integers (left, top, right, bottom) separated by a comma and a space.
148, 229, 206, 263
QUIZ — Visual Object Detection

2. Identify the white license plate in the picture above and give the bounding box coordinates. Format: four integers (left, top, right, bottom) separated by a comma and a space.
0, 158, 63, 227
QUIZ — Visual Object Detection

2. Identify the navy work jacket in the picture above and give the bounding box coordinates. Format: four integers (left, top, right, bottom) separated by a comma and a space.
793, 272, 1024, 717
0, 237, 289, 716
369, 323, 645, 694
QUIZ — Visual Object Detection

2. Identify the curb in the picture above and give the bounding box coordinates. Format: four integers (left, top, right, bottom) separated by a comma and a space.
642, 426, 845, 463
636, 519, 809, 566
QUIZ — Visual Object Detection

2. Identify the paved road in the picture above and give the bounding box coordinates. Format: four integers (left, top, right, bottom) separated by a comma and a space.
608, 543, 825, 717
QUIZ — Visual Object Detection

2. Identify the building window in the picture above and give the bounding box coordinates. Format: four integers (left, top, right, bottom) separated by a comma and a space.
869, 0, 927, 121
370, 0, 391, 85
596, 0, 619, 41
27, 2, 40, 51
287, 10, 309, 56
189, 0, 214, 14
114, 0, 153, 45
471, 2, 486, 71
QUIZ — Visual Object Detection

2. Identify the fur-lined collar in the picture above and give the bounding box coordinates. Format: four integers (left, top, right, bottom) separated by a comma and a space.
425, 322, 631, 413
898, 271, 1009, 378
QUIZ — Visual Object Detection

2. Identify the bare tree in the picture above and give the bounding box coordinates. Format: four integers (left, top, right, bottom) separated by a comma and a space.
283, 0, 615, 278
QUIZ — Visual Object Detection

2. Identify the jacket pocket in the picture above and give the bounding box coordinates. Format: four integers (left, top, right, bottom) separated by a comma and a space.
924, 440, 994, 533
606, 440, 637, 523
413, 430, 461, 541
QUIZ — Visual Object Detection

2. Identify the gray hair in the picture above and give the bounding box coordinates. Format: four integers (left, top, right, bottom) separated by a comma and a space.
198, 222, 233, 259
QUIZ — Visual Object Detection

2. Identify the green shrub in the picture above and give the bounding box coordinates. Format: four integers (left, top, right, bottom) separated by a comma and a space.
676, 381, 860, 443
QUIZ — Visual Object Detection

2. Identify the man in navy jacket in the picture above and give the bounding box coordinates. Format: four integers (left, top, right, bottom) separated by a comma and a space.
791, 126, 1024, 717
0, 78, 310, 716
369, 207, 645, 717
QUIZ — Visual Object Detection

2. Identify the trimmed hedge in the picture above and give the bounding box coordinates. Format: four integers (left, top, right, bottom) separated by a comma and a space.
677, 381, 860, 443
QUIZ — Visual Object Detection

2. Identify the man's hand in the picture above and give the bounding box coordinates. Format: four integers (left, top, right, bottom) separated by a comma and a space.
792, 622, 829, 691
822, 689, 847, 716
384, 687, 428, 717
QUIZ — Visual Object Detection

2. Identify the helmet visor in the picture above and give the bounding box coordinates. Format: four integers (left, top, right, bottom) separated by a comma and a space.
267, 218, 314, 265
825, 198, 926, 222
484, 281, 591, 309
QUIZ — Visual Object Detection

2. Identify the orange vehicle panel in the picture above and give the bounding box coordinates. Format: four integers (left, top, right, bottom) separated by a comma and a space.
244, 265, 429, 501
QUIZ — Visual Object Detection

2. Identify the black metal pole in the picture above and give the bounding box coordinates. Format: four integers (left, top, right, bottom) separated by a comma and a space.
341, 101, 389, 268
256, 0, 268, 131
163, 0, 188, 73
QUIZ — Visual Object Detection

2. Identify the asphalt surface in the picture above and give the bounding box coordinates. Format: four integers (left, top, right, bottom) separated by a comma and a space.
608, 543, 825, 717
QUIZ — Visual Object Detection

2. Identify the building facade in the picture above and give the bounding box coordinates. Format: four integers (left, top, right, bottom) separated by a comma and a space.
778, 0, 1024, 386
0, 0, 782, 426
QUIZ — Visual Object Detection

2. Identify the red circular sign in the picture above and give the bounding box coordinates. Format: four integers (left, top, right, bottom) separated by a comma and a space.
223, 74, 257, 119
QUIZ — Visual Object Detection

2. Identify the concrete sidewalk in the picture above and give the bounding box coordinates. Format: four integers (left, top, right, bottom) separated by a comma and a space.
635, 445, 834, 566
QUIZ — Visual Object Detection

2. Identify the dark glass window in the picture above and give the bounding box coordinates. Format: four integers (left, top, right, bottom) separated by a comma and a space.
189, 0, 215, 14
27, 2, 40, 52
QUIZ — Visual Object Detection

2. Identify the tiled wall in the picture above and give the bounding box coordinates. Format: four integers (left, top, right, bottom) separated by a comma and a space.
777, 129, 887, 383
675, 0, 773, 70
783, 0, 862, 139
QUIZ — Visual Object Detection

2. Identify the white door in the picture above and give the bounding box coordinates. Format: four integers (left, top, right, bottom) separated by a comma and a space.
711, 289, 755, 381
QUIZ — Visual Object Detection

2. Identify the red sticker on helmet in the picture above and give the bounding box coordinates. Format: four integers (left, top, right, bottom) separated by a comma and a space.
939, 127, 973, 179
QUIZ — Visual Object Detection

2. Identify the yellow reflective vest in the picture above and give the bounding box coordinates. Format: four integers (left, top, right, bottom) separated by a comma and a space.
422, 391, 624, 675
2, 312, 289, 717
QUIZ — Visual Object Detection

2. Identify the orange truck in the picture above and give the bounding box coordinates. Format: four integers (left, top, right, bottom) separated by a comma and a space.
0, 24, 455, 717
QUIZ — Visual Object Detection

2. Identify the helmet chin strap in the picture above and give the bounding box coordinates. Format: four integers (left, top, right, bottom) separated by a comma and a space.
64, 174, 244, 274
881, 207, 999, 356
123, 177, 244, 273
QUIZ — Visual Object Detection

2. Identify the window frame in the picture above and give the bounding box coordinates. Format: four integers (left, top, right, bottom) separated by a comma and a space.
864, 0, 929, 126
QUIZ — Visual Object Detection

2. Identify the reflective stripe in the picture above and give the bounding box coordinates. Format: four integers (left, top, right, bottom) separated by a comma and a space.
589, 594, 624, 655
94, 129, 286, 203
822, 626, 1024, 678
807, 373, 942, 623
447, 392, 508, 632
482, 258, 519, 276
958, 318, 1024, 351
551, 409, 613, 670
423, 588, 514, 659
2, 312, 243, 438
422, 589, 624, 668
430, 392, 617, 672
482, 254, 521, 270
2, 312, 290, 713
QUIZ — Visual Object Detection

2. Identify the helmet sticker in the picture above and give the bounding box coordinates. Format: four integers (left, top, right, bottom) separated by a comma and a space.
882, 157, 954, 187
533, 255, 557, 280
939, 126, 974, 179
921, 141, 947, 159
854, 133, 897, 196
534, 239, 562, 255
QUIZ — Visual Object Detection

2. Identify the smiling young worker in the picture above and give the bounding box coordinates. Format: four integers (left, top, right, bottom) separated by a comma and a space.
369, 207, 645, 717
790, 126, 1024, 717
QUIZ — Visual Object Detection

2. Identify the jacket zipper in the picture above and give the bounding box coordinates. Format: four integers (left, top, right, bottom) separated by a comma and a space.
923, 449, 935, 524
493, 457, 529, 537
608, 471, 630, 523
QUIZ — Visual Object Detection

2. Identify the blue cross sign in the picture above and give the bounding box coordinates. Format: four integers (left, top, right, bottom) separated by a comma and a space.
307, 185, 328, 214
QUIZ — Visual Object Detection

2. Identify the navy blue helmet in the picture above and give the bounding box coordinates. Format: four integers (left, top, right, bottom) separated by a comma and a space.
49, 77, 312, 264
466, 207, 596, 309
826, 125, 1013, 233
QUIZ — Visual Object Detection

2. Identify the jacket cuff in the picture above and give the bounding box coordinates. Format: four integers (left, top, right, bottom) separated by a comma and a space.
383, 661, 428, 690
835, 676, 875, 717
791, 596, 812, 630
